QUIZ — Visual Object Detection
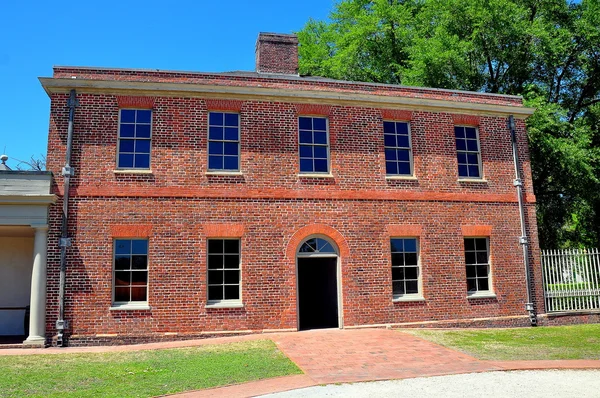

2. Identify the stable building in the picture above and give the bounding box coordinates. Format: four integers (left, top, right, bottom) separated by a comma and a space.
40, 33, 543, 346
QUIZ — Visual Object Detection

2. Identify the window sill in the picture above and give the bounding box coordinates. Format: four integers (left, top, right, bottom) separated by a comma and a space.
467, 292, 496, 299
113, 169, 153, 175
393, 295, 425, 303
298, 173, 334, 178
205, 171, 243, 176
458, 178, 488, 183
110, 302, 151, 310
386, 175, 418, 181
206, 301, 244, 309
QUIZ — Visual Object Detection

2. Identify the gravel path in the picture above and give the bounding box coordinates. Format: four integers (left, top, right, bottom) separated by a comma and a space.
260, 370, 600, 398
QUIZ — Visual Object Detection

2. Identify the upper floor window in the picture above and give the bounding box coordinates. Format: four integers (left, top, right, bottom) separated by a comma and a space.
384, 121, 413, 176
455, 126, 482, 179
391, 238, 420, 298
208, 112, 240, 171
299, 116, 329, 174
207, 239, 241, 303
114, 239, 148, 304
118, 109, 151, 169
465, 237, 491, 294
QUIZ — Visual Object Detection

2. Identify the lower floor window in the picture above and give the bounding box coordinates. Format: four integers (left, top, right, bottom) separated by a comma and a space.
208, 239, 241, 301
465, 237, 490, 293
113, 239, 148, 303
391, 238, 419, 296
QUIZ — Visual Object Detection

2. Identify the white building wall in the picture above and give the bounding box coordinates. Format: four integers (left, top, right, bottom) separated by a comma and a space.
0, 237, 33, 335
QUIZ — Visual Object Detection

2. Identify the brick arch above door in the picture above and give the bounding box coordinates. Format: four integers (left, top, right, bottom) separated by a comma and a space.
286, 224, 350, 259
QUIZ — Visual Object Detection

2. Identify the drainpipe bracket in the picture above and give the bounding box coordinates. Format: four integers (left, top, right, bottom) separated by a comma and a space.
56, 319, 68, 330
519, 236, 528, 245
62, 166, 75, 177
59, 237, 72, 247
513, 178, 523, 187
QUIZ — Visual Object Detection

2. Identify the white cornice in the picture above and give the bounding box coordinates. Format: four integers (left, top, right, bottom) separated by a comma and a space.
40, 77, 535, 119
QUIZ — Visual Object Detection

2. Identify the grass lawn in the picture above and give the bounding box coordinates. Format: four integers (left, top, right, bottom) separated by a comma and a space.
406, 323, 600, 361
0, 340, 301, 398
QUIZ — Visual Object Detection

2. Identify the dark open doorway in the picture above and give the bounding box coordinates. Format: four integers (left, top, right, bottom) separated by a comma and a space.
298, 257, 339, 330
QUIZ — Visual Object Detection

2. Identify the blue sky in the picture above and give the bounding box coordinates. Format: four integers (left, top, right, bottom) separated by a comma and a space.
0, 0, 333, 169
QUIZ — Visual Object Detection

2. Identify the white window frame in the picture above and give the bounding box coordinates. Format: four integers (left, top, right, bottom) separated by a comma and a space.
116, 109, 152, 170
111, 238, 150, 310
298, 116, 331, 175
206, 238, 243, 308
384, 120, 414, 177
455, 125, 483, 180
391, 237, 424, 302
464, 237, 495, 298
207, 111, 241, 173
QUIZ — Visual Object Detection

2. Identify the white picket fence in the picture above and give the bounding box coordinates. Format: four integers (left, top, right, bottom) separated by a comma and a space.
542, 248, 600, 312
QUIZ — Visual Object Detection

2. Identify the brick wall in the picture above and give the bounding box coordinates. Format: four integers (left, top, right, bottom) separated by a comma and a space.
45, 88, 543, 344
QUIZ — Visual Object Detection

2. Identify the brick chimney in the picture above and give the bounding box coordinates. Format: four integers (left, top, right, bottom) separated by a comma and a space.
255, 33, 299, 75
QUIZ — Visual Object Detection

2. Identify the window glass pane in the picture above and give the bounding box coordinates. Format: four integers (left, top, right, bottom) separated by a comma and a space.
468, 165, 480, 177
224, 240, 239, 253
209, 126, 224, 140
466, 140, 478, 151
115, 271, 130, 285
390, 239, 403, 252
208, 240, 224, 253
478, 278, 489, 291
114, 287, 130, 302
224, 270, 239, 284
136, 110, 152, 124
385, 149, 397, 161
383, 121, 396, 134
406, 280, 418, 294
467, 153, 478, 165
404, 252, 418, 266
397, 162, 410, 175
392, 267, 404, 281
208, 286, 223, 301
465, 251, 476, 265
208, 270, 224, 285
476, 252, 488, 264
224, 285, 240, 300
131, 255, 147, 270
314, 146, 327, 159
209, 112, 223, 126
224, 142, 238, 155
456, 139, 466, 151
209, 142, 224, 155
131, 271, 148, 284
454, 127, 465, 138
386, 162, 398, 175
224, 113, 239, 127
391, 253, 404, 266
208, 156, 223, 170
314, 159, 328, 172
119, 123, 135, 137
314, 132, 327, 145
223, 156, 238, 170
115, 240, 131, 255
313, 118, 326, 131
120, 139, 135, 152
464, 239, 475, 251
134, 154, 150, 168
299, 117, 312, 130
224, 127, 239, 141
224, 255, 239, 269
299, 145, 312, 158
131, 240, 148, 255
457, 153, 467, 164
384, 134, 396, 147
465, 127, 477, 139
119, 154, 134, 168
393, 281, 404, 295
115, 256, 130, 270
120, 110, 135, 123
405, 266, 419, 280
135, 139, 150, 153
131, 286, 147, 301
397, 150, 410, 161
299, 131, 312, 144
403, 239, 417, 252
208, 254, 223, 270
475, 238, 487, 250
476, 264, 489, 277
136, 124, 151, 138
458, 165, 468, 177
396, 123, 408, 135
467, 279, 477, 292
466, 265, 477, 278
300, 159, 313, 172
396, 135, 409, 148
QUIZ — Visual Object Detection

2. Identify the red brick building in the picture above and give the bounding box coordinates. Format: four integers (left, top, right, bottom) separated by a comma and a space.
41, 33, 545, 346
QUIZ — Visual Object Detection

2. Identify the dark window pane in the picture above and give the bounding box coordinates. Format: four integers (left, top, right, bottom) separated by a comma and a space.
465, 251, 476, 265
223, 156, 238, 170
209, 142, 224, 155
224, 285, 240, 300
404, 239, 417, 252
477, 264, 489, 277
397, 149, 410, 161
454, 127, 465, 138
208, 155, 223, 170
224, 270, 239, 284
209, 126, 224, 140
208, 254, 223, 270
300, 159, 313, 172
385, 148, 397, 161
120, 139, 135, 153
393, 281, 404, 295
136, 124, 151, 138
392, 267, 404, 281
115, 240, 131, 255
405, 266, 419, 280
115, 271, 130, 285
467, 278, 477, 292
224, 240, 239, 253
405, 252, 418, 266
224, 127, 239, 141
119, 154, 134, 168
466, 139, 478, 151
456, 139, 466, 151
457, 153, 467, 164
121, 110, 135, 123
386, 162, 398, 175
224, 142, 238, 156
224, 113, 239, 127
299, 130, 312, 144
398, 162, 411, 175
384, 134, 396, 147
476, 252, 488, 264
131, 286, 147, 301
224, 255, 239, 269
131, 271, 147, 284
475, 238, 487, 250
115, 287, 130, 302
135, 139, 151, 153
466, 265, 477, 278
468, 165, 480, 177
299, 117, 312, 130
115, 256, 130, 270
396, 135, 409, 148
383, 121, 395, 134
134, 154, 150, 168
465, 127, 477, 139
131, 255, 147, 270
390, 239, 403, 252
299, 145, 312, 158
208, 270, 224, 285
119, 123, 135, 137
313, 118, 326, 131
467, 153, 478, 165
391, 253, 404, 266
314, 132, 327, 144
396, 123, 408, 135
209, 112, 223, 126
136, 110, 152, 124
314, 146, 327, 159
314, 159, 328, 172
208, 240, 224, 253
464, 239, 475, 251
458, 165, 468, 177
405, 280, 418, 294
478, 278, 489, 291
131, 240, 147, 255
208, 286, 223, 301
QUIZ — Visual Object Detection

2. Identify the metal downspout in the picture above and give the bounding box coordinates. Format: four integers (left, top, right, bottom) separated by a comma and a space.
508, 115, 537, 326
56, 89, 78, 346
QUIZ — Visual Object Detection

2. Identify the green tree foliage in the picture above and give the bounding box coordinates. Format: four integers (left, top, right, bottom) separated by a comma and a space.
298, 0, 600, 248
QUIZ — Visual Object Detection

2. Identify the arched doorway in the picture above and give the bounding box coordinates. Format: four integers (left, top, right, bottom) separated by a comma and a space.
296, 236, 341, 330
